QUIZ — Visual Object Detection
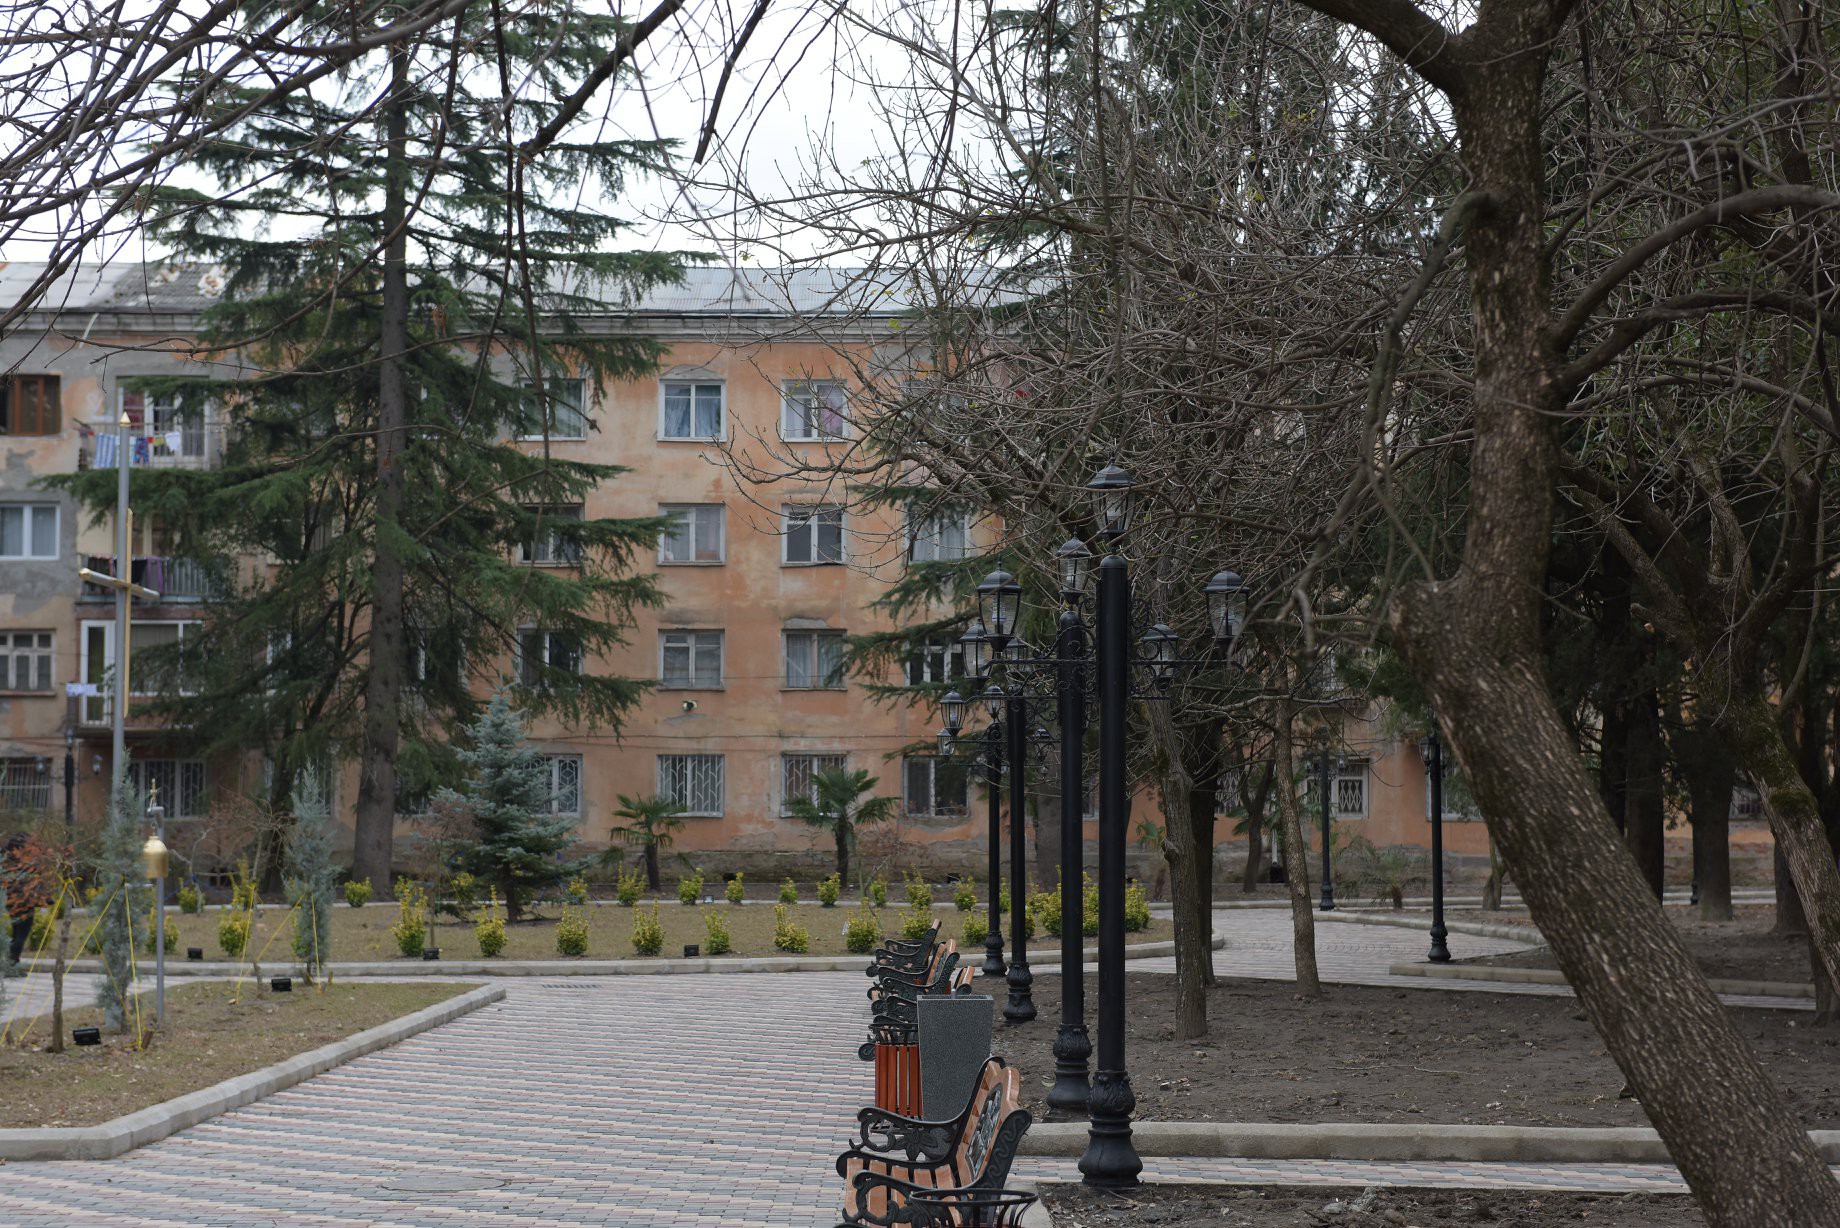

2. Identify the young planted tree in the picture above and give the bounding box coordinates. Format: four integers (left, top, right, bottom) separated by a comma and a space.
785, 768, 897, 891
609, 794, 687, 892
285, 770, 336, 980
441, 694, 583, 921
91, 784, 151, 1035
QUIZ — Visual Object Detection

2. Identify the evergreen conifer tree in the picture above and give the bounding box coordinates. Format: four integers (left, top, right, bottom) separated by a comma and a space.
286, 769, 336, 980
92, 783, 151, 1033
60, 10, 692, 886
441, 693, 582, 921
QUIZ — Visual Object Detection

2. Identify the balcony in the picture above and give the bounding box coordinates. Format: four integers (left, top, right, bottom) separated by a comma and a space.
81, 416, 225, 471
80, 555, 227, 603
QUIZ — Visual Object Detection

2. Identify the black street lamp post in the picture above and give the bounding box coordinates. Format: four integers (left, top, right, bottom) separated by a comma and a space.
1316, 742, 1338, 912
1045, 599, 1092, 1114
1421, 724, 1452, 963
1004, 679, 1035, 1023
982, 703, 1007, 978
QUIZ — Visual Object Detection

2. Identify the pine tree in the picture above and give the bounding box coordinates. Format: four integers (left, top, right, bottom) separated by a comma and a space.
286, 769, 336, 980
58, 8, 693, 885
441, 693, 583, 921
92, 783, 151, 1034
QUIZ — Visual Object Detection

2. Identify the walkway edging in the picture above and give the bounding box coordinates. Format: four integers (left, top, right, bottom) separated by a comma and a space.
1385, 960, 1816, 1000
1316, 909, 1542, 944
1019, 1120, 1840, 1164
61, 936, 1218, 979
0, 982, 504, 1162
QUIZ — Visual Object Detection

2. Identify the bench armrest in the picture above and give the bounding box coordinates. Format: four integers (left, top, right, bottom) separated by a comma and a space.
836, 1144, 958, 1182
855, 1105, 960, 1160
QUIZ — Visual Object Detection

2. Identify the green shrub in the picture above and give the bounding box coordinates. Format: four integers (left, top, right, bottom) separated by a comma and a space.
28, 901, 60, 950
141, 911, 180, 955
391, 879, 428, 957
904, 871, 932, 910
898, 907, 932, 941
177, 884, 203, 914
631, 903, 664, 956
844, 905, 881, 955
218, 912, 251, 958
953, 877, 977, 911
704, 909, 733, 956
616, 867, 644, 907
772, 904, 810, 953
779, 877, 799, 905
725, 872, 745, 905
344, 878, 374, 908
868, 875, 888, 908
475, 890, 507, 957
962, 912, 988, 946
565, 875, 589, 906
999, 882, 1010, 914
229, 861, 258, 911
1029, 882, 1062, 938
556, 905, 590, 956
1124, 880, 1150, 933
1082, 874, 1100, 937
448, 871, 478, 912
677, 871, 704, 905
817, 873, 841, 907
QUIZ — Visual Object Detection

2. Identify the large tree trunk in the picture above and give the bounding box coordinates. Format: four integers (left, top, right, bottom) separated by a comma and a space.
645, 840, 660, 892
1624, 690, 1666, 900
1776, 842, 1809, 937
1270, 695, 1319, 997
351, 44, 412, 891
1240, 762, 1273, 893
1382, 21, 1840, 1221
837, 823, 850, 891
1150, 711, 1221, 1041
1681, 726, 1735, 922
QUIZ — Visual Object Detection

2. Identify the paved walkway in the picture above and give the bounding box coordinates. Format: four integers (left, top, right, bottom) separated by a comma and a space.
0, 911, 1774, 1226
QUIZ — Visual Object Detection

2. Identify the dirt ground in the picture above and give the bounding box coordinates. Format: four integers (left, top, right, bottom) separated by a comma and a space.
1460, 905, 1815, 986
990, 973, 1840, 1127
1039, 1183, 1703, 1228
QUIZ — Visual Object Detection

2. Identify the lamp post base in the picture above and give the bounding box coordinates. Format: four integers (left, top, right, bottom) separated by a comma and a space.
1046, 1022, 1092, 1116
1003, 961, 1036, 1024
1428, 923, 1451, 963
1078, 1069, 1142, 1188
983, 932, 1007, 977
1319, 887, 1336, 912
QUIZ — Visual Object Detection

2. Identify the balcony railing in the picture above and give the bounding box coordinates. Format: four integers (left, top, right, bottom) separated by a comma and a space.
80, 555, 227, 602
82, 417, 225, 471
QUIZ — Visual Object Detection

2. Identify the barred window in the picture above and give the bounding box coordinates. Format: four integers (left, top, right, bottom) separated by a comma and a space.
0, 757, 50, 811
658, 754, 723, 816
782, 753, 847, 813
129, 759, 207, 819
546, 755, 582, 817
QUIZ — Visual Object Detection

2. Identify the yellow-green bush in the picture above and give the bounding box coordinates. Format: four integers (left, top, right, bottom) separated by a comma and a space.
390, 879, 428, 957
556, 905, 590, 956
779, 877, 799, 905
1124, 880, 1150, 933
474, 891, 506, 957
218, 912, 251, 958
704, 909, 732, 956
953, 877, 977, 911
677, 872, 703, 905
772, 904, 810, 953
725, 872, 745, 905
344, 878, 373, 908
844, 905, 881, 955
631, 903, 664, 956
817, 873, 841, 907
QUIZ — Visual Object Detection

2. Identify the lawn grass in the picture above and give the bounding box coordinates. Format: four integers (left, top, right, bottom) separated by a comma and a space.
0, 980, 477, 1129
161, 901, 1172, 962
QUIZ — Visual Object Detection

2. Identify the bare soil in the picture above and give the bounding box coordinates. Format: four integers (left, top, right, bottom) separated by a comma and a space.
1459, 905, 1814, 986
0, 980, 473, 1127
1040, 1183, 1703, 1227
992, 973, 1840, 1127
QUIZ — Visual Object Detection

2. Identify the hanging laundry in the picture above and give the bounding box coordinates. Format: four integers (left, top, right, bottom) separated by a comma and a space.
132, 437, 151, 464
143, 556, 166, 593
164, 431, 184, 454
93, 433, 118, 468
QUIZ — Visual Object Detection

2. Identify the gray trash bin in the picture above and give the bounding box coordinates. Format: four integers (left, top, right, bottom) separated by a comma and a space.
915, 993, 993, 1119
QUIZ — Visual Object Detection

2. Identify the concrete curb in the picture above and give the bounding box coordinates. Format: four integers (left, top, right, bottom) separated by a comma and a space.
1316, 909, 1542, 944
1385, 960, 1816, 1000
0, 983, 504, 1162
63, 936, 1216, 979
1019, 1120, 1840, 1164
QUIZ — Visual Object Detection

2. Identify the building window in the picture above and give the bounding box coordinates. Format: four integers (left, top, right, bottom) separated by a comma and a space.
904, 635, 965, 686
1, 375, 59, 436
661, 381, 724, 440
782, 753, 847, 813
2, 631, 54, 692
783, 505, 844, 565
518, 505, 584, 564
519, 627, 581, 685
545, 754, 582, 817
904, 756, 969, 818
518, 377, 588, 440
121, 387, 207, 460
659, 504, 724, 564
780, 379, 848, 440
784, 630, 846, 689
658, 754, 723, 816
0, 758, 51, 811
660, 630, 723, 689
1309, 759, 1370, 819
0, 504, 58, 559
907, 508, 971, 562
129, 759, 207, 819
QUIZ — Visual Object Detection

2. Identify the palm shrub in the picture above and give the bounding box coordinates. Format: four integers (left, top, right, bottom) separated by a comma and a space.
817, 873, 842, 907
844, 905, 881, 954
725, 873, 745, 905
953, 877, 977, 911
344, 878, 374, 908
631, 904, 664, 956
555, 906, 589, 956
772, 904, 810, 953
784, 767, 897, 891
609, 793, 687, 892
779, 878, 799, 905
704, 909, 733, 956
677, 871, 703, 905
286, 769, 337, 980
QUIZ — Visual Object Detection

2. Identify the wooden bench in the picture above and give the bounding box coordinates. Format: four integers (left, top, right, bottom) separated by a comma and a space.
834, 1056, 1031, 1227
867, 941, 960, 1008
867, 920, 942, 977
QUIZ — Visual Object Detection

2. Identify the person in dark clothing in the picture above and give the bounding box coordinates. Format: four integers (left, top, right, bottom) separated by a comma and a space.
3, 832, 41, 970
